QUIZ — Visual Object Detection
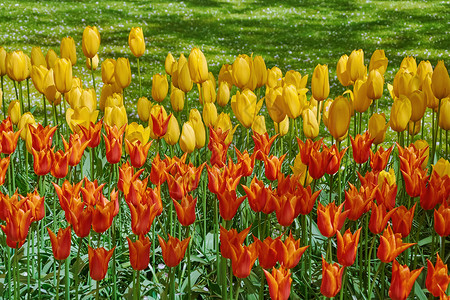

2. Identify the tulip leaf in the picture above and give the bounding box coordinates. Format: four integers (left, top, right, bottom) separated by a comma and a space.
418, 236, 432, 246
414, 282, 427, 300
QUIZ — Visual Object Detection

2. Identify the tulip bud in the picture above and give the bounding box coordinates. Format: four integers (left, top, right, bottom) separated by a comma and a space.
99, 84, 114, 111
265, 87, 286, 123
86, 54, 99, 70
390, 95, 412, 132
31, 47, 47, 67
378, 169, 396, 186
31, 65, 49, 94
231, 89, 262, 128
82, 26, 100, 59
165, 53, 175, 76
46, 49, 58, 69
439, 97, 450, 130
104, 105, 127, 129
53, 58, 72, 93
164, 115, 180, 146
367, 69, 384, 100
285, 70, 308, 91
252, 115, 266, 135
178, 62, 193, 93
18, 112, 36, 140
217, 81, 230, 107
232, 55, 251, 89
302, 108, 319, 139
137, 97, 151, 122
209, 72, 216, 90
114, 57, 131, 89
282, 84, 303, 119
80, 88, 97, 112
60, 37, 77, 65
369, 50, 388, 75
432, 61, 450, 100
393, 69, 413, 98
328, 96, 351, 141
0, 47, 6, 76
311, 64, 329, 101
189, 109, 206, 149
353, 79, 372, 113
267, 66, 283, 88
6, 51, 28, 82
347, 49, 365, 82
128, 27, 145, 58
368, 113, 389, 145
180, 122, 196, 153
337, 54, 351, 87
321, 98, 333, 128
101, 58, 116, 84
105, 93, 124, 108
203, 102, 218, 127
44, 69, 62, 106
400, 56, 417, 74
8, 100, 21, 125
152, 74, 169, 102
409, 90, 426, 122
416, 60, 433, 87
274, 116, 289, 136
253, 56, 267, 88
199, 79, 216, 104
188, 47, 208, 84
125, 122, 150, 145
170, 87, 185, 112
218, 64, 233, 89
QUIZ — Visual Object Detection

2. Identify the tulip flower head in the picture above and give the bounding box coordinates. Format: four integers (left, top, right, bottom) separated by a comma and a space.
82, 26, 100, 59
264, 266, 292, 300
127, 235, 151, 271
377, 225, 415, 263
47, 226, 71, 261
88, 245, 115, 281
320, 257, 344, 298
158, 234, 191, 268
389, 259, 423, 300
337, 228, 361, 267
128, 27, 145, 58
317, 202, 349, 238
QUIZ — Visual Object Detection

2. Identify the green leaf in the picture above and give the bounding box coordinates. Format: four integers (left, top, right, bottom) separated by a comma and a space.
414, 282, 427, 300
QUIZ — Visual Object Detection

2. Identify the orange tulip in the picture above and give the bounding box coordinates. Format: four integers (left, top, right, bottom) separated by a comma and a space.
50, 149, 70, 178
344, 183, 375, 221
88, 245, 115, 281
375, 179, 398, 210
391, 204, 416, 237
317, 202, 349, 238
1, 205, 33, 248
103, 124, 126, 164
118, 162, 144, 195
230, 242, 259, 278
62, 134, 90, 167
150, 107, 171, 138
389, 259, 423, 300
308, 147, 331, 180
47, 226, 71, 260
69, 204, 93, 238
426, 253, 450, 297
218, 189, 246, 221
158, 234, 191, 268
253, 236, 279, 270
80, 178, 105, 206
1, 128, 21, 155
264, 266, 292, 300
296, 185, 321, 215
337, 228, 361, 267
127, 201, 159, 236
274, 192, 301, 227
220, 226, 251, 259
420, 172, 449, 211
326, 144, 347, 175
320, 257, 344, 298
402, 168, 429, 198
125, 139, 152, 169
31, 148, 52, 176
263, 153, 286, 181
78, 120, 103, 148
29, 123, 57, 151
297, 138, 323, 167
172, 194, 197, 227
242, 177, 273, 213
369, 146, 393, 172
377, 225, 415, 263
350, 132, 374, 164
0, 157, 10, 186
235, 148, 254, 177
434, 203, 450, 237
369, 203, 397, 235
276, 232, 308, 269
127, 235, 151, 271
252, 132, 278, 161
92, 190, 119, 233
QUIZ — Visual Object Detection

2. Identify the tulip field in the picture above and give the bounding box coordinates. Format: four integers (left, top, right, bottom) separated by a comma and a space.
1, 1, 450, 300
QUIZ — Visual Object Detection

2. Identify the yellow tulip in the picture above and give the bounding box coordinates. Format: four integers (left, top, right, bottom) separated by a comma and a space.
101, 58, 116, 84
18, 112, 36, 140
336, 54, 351, 87
60, 37, 77, 65
137, 96, 151, 122
393, 69, 413, 98
82, 26, 100, 59
432, 61, 450, 100
67, 106, 99, 132
164, 115, 180, 146
53, 58, 72, 93
203, 102, 218, 127
274, 115, 289, 137
66, 86, 82, 109
189, 109, 206, 149
439, 97, 450, 130
231, 89, 263, 128
311, 64, 329, 101
416, 60, 433, 87
165, 53, 175, 76
80, 88, 97, 112
152, 74, 169, 102
46, 49, 58, 69
265, 87, 286, 123
115, 57, 131, 89
31, 47, 47, 67
291, 153, 313, 186
353, 79, 372, 113
408, 120, 421, 136
267, 66, 283, 88
104, 105, 127, 129
100, 84, 114, 111
105, 93, 124, 108
25, 55, 32, 80
369, 49, 388, 75
251, 115, 266, 135
208, 72, 216, 90
44, 69, 62, 106
400, 56, 417, 74
215, 112, 238, 144
285, 70, 308, 91
170, 87, 185, 112
253, 55, 267, 88
180, 121, 196, 154
321, 98, 333, 128
327, 96, 351, 140
390, 95, 412, 132
178, 62, 193, 93
302, 108, 319, 139
86, 54, 99, 70
6, 51, 28, 82
31, 65, 48, 94
199, 79, 216, 105
188, 47, 208, 84
368, 113, 389, 145
378, 169, 396, 186
232, 55, 251, 89
125, 122, 150, 145
423, 73, 439, 109
8, 100, 21, 125
218, 64, 233, 89
409, 90, 426, 122
128, 27, 145, 58
217, 81, 230, 107
347, 49, 365, 82
366, 69, 384, 100
414, 139, 429, 169
0, 47, 6, 76
433, 158, 450, 178
282, 84, 302, 119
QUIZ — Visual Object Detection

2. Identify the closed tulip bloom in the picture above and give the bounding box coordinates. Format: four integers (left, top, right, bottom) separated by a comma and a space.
337, 54, 351, 87
391, 204, 416, 238
353, 79, 372, 113
31, 148, 52, 176
6, 51, 28, 82
337, 228, 361, 267
424, 73, 439, 109
165, 52, 175, 75
203, 102, 218, 127
43, 69, 62, 106
163, 115, 180, 146
188, 47, 208, 83
370, 145, 393, 172
152, 74, 168, 102
434, 203, 450, 237
317, 202, 349, 238
0, 47, 7, 76
350, 132, 374, 164
173, 194, 197, 226
253, 236, 279, 270
47, 226, 71, 260
104, 105, 127, 129
218, 64, 233, 89
170, 87, 185, 112
199, 79, 216, 104
368, 113, 388, 145
18, 113, 36, 141
369, 203, 397, 235
432, 61, 450, 99
128, 27, 145, 58
426, 253, 450, 297
217, 81, 230, 107
369, 49, 388, 75
51, 149, 70, 178
0, 157, 10, 186
180, 122, 196, 153
251, 115, 266, 135
302, 108, 319, 139
267, 66, 283, 88
347, 49, 365, 82
274, 116, 289, 137
114, 57, 131, 89
8, 100, 21, 125
264, 266, 292, 300
265, 87, 286, 123
389, 260, 423, 300
1, 205, 33, 248
178, 62, 193, 93
82, 26, 100, 59
189, 109, 206, 148
85, 54, 99, 70
232, 55, 251, 89
377, 225, 415, 263
231, 89, 262, 128
439, 97, 450, 130
158, 235, 191, 268
127, 235, 151, 271
409, 90, 426, 122
148, 105, 169, 139
253, 55, 267, 88
125, 139, 152, 169
101, 58, 116, 84
88, 246, 115, 281
137, 96, 151, 122
320, 257, 344, 298
53, 58, 72, 94
328, 96, 351, 140
60, 37, 77, 65
282, 84, 302, 119
31, 65, 48, 94
229, 243, 259, 278
367, 69, 384, 100
390, 95, 412, 132
215, 112, 238, 145
103, 124, 126, 164
45, 49, 58, 69
311, 64, 329, 101
31, 46, 46, 67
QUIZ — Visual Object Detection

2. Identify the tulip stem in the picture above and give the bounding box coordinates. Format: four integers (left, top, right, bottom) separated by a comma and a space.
169, 267, 175, 300
229, 263, 233, 300
339, 267, 347, 300
367, 235, 376, 291
137, 57, 142, 98
65, 254, 70, 299
134, 270, 140, 300
95, 280, 99, 300
55, 261, 62, 300
90, 58, 96, 92
235, 278, 242, 300
14, 247, 19, 300
1, 76, 5, 117
368, 262, 384, 300
187, 226, 192, 300
26, 78, 30, 112
446, 130, 448, 159
18, 81, 24, 114
326, 238, 332, 262
75, 238, 82, 300
337, 140, 342, 205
